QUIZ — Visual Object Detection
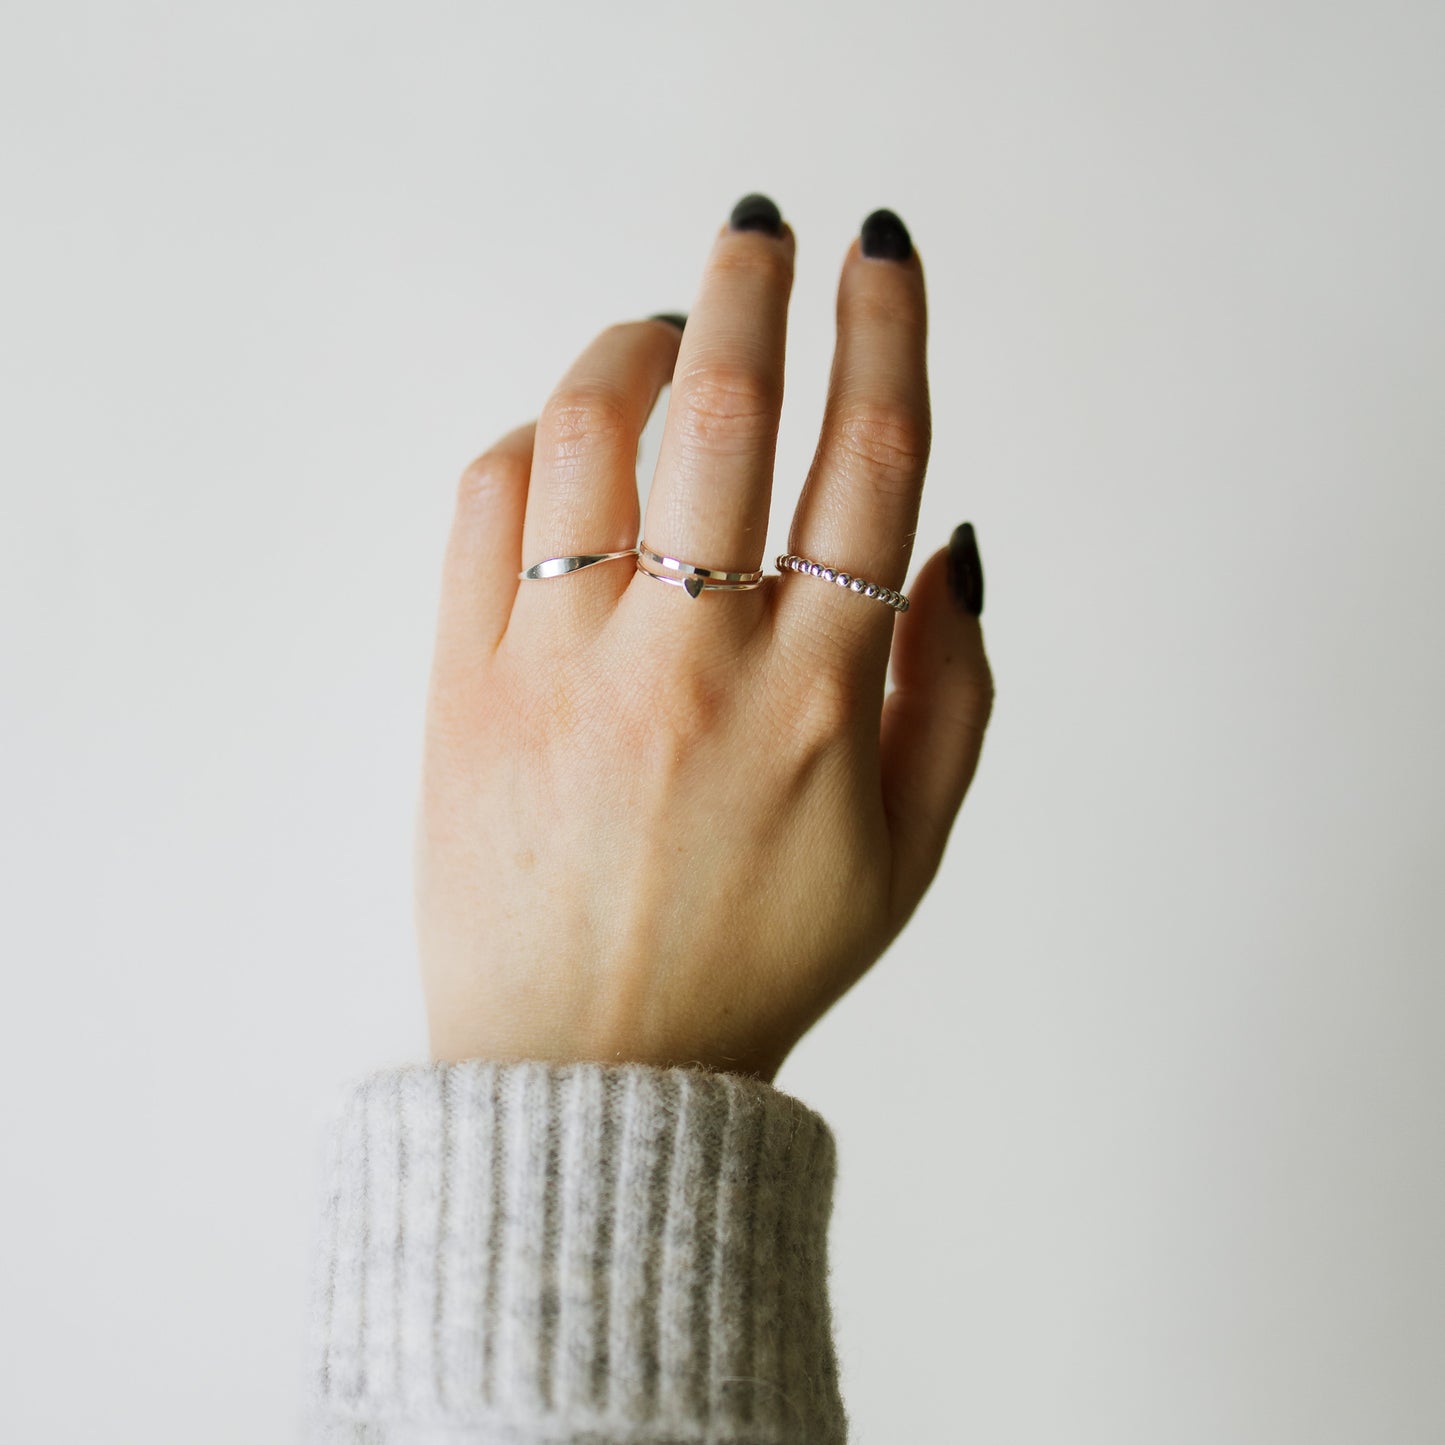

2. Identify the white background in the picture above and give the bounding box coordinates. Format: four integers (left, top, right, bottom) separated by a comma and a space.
2, 1, 1442, 1441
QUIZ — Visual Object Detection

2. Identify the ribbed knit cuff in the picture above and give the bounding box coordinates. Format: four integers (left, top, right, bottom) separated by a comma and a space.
308, 1060, 845, 1444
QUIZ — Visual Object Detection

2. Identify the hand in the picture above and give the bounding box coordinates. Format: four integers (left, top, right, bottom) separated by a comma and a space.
415, 195, 993, 1081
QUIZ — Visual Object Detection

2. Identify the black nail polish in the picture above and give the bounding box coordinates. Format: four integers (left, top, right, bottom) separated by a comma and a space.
648, 312, 688, 331
730, 193, 783, 236
860, 208, 913, 262
947, 522, 984, 616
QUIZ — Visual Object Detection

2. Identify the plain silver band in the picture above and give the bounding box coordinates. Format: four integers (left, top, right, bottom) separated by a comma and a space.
635, 541, 764, 595
636, 543, 763, 585
519, 549, 638, 581
776, 553, 910, 612
637, 569, 764, 594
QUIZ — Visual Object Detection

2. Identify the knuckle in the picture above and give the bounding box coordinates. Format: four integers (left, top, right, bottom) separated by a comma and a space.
792, 670, 859, 748
621, 659, 731, 759
599, 319, 639, 346
776, 633, 864, 748
833, 401, 931, 492
456, 448, 528, 510
972, 661, 997, 722
850, 285, 926, 333
953, 662, 996, 732
538, 381, 633, 460
423, 683, 483, 763
674, 363, 779, 449
423, 657, 507, 763
712, 239, 794, 290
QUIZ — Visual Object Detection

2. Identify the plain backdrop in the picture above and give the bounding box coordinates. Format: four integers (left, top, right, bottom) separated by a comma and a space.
2, 1, 1442, 1441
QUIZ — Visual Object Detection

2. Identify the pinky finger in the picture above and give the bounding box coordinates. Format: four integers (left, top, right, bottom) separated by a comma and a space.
879, 524, 994, 922
432, 421, 535, 680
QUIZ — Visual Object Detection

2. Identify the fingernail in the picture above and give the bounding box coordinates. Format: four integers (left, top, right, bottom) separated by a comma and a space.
860, 208, 913, 262
648, 312, 688, 331
947, 522, 984, 615
730, 193, 783, 236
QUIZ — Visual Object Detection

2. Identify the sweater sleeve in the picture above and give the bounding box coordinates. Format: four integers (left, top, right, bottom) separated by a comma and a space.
305, 1059, 847, 1444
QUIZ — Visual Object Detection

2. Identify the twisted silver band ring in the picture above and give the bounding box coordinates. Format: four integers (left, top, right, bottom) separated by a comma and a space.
519, 549, 638, 581
636, 542, 765, 598
776, 553, 910, 612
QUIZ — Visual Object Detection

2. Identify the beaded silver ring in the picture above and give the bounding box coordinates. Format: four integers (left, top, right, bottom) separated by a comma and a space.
776, 553, 909, 613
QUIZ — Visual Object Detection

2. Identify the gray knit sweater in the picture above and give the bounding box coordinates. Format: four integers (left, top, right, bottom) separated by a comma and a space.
307, 1060, 846, 1443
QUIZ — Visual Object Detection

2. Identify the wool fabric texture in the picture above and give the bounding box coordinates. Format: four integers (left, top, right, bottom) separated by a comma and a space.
308, 1059, 846, 1444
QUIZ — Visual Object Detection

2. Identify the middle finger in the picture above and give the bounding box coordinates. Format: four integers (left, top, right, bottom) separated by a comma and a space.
639, 193, 796, 588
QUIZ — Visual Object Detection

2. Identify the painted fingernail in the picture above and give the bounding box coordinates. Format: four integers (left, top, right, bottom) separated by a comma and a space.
860, 208, 913, 261
947, 522, 984, 616
730, 193, 783, 236
648, 312, 688, 331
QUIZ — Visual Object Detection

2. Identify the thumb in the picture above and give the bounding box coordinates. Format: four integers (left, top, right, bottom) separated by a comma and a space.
880, 522, 995, 921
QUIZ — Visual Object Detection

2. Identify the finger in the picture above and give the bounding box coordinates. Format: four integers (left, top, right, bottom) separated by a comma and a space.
518, 317, 684, 611
879, 526, 993, 922
432, 421, 536, 683
640, 193, 795, 586
781, 210, 930, 661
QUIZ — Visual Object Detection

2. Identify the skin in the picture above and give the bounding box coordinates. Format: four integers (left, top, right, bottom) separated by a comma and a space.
415, 209, 995, 1083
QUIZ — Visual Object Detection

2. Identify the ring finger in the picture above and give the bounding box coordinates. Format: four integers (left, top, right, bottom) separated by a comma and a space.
781, 209, 931, 661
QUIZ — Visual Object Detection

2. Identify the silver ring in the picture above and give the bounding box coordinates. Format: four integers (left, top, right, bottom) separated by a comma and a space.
776, 553, 909, 612
636, 542, 764, 598
519, 548, 637, 581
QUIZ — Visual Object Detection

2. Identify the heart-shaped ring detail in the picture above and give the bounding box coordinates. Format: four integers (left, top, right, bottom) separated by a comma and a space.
634, 542, 765, 596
